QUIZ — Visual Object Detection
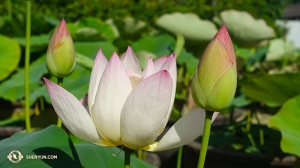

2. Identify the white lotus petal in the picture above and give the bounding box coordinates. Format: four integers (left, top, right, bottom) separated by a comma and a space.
121, 46, 142, 75
142, 57, 155, 79
121, 70, 173, 150
88, 49, 108, 113
153, 56, 168, 72
160, 53, 177, 123
44, 78, 101, 144
148, 109, 217, 151
93, 53, 132, 145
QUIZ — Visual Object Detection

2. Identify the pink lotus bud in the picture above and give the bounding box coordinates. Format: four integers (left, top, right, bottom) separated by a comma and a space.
191, 24, 237, 112
46, 19, 76, 78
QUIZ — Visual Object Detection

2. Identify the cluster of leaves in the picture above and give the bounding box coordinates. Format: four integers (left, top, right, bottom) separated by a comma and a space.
0, 1, 299, 163
0, 0, 289, 32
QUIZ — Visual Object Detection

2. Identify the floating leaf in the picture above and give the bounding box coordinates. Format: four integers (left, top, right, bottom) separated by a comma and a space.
156, 12, 217, 42
268, 94, 300, 157
214, 10, 275, 47
0, 34, 21, 81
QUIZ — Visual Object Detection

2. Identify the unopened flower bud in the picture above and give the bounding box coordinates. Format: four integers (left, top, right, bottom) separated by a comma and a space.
191, 24, 237, 112
46, 18, 76, 78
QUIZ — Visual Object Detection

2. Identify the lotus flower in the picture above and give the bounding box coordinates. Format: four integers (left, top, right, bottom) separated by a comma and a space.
44, 47, 218, 151
46, 18, 76, 78
191, 24, 237, 112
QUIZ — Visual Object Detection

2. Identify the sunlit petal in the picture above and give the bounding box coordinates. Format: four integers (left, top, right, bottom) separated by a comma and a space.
43, 78, 101, 144
88, 49, 108, 113
121, 46, 142, 75
121, 70, 173, 150
153, 56, 168, 72
142, 57, 155, 79
93, 53, 132, 145
148, 109, 218, 151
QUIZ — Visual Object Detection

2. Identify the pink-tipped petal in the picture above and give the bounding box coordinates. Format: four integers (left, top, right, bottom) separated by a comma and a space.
92, 53, 132, 145
43, 78, 100, 144
88, 49, 108, 113
121, 70, 173, 150
159, 53, 177, 118
121, 46, 142, 75
149, 109, 218, 151
48, 18, 69, 51
143, 57, 155, 79
153, 56, 168, 73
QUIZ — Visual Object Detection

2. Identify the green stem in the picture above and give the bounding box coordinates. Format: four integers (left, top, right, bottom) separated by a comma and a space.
177, 146, 183, 168
174, 34, 185, 58
124, 147, 131, 168
24, 0, 31, 132
56, 77, 64, 128
197, 111, 213, 168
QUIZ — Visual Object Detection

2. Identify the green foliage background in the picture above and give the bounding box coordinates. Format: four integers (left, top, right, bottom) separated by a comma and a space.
0, 0, 289, 28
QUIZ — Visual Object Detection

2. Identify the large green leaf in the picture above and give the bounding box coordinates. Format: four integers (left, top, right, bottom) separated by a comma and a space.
75, 143, 154, 168
0, 125, 153, 167
268, 94, 300, 157
67, 17, 116, 42
131, 34, 175, 56
74, 41, 118, 59
15, 34, 50, 52
241, 73, 300, 106
214, 10, 275, 47
0, 125, 80, 167
156, 12, 217, 42
0, 55, 48, 104
0, 34, 21, 81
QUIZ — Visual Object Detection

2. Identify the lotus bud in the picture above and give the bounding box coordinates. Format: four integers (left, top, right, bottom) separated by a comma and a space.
191, 24, 237, 112
46, 18, 76, 78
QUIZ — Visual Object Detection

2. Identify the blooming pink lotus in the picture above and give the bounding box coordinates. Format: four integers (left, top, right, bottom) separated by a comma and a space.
44, 47, 217, 151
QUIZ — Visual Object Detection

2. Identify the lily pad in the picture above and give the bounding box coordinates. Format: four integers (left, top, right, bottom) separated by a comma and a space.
268, 94, 300, 157
0, 34, 21, 81
214, 10, 275, 47
156, 12, 217, 42
241, 73, 300, 106
266, 38, 297, 61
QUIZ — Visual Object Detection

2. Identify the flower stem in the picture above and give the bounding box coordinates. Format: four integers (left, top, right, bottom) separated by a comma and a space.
197, 110, 213, 168
174, 33, 185, 57
24, 0, 31, 132
177, 146, 183, 168
124, 147, 131, 168
56, 77, 64, 128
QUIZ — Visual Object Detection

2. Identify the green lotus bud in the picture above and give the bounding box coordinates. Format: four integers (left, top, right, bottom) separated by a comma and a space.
46, 18, 76, 78
191, 24, 237, 112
